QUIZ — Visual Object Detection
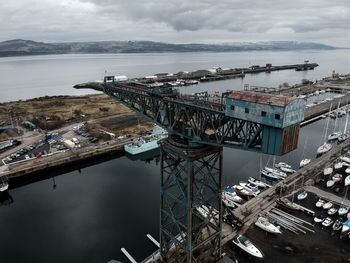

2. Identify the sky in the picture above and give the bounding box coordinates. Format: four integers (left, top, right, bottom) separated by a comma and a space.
1, 0, 349, 46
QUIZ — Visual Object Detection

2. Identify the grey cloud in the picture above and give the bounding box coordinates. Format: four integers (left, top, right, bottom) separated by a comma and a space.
0, 0, 349, 46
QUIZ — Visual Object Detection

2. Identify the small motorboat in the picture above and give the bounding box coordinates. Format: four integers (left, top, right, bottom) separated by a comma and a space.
297, 191, 308, 201
232, 234, 264, 258
334, 162, 343, 170
332, 173, 343, 182
342, 220, 350, 233
332, 218, 343, 231
338, 132, 350, 142
328, 131, 342, 141
239, 182, 260, 196
342, 162, 350, 167
261, 169, 281, 180
324, 167, 333, 176
232, 185, 254, 198
317, 143, 332, 155
248, 177, 270, 188
300, 158, 311, 168
276, 198, 300, 211
340, 156, 350, 164
328, 207, 338, 215
275, 162, 292, 169
322, 217, 333, 227
265, 167, 287, 178
255, 216, 281, 234
0, 176, 9, 193
345, 175, 350, 187
339, 206, 349, 216
326, 180, 335, 188
224, 189, 243, 203
323, 202, 333, 210
345, 168, 350, 174
315, 199, 326, 208
314, 214, 325, 223
222, 196, 236, 208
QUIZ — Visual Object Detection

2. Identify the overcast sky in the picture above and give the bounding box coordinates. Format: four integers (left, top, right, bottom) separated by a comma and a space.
1, 0, 349, 46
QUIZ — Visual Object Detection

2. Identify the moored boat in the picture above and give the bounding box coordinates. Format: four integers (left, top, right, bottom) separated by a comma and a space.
317, 143, 332, 155
315, 199, 326, 208
224, 189, 243, 203
324, 167, 333, 176
222, 195, 236, 208
332, 173, 343, 182
340, 156, 350, 164
300, 158, 311, 168
345, 175, 350, 186
332, 218, 343, 231
326, 180, 335, 188
314, 214, 325, 223
248, 177, 270, 188
261, 169, 281, 180
232, 185, 254, 198
255, 216, 281, 234
297, 191, 308, 201
328, 207, 338, 215
342, 220, 350, 233
328, 131, 342, 141
322, 217, 333, 227
265, 167, 287, 178
323, 202, 333, 210
239, 182, 260, 196
339, 206, 349, 216
334, 162, 343, 170
276, 198, 300, 211
232, 234, 264, 258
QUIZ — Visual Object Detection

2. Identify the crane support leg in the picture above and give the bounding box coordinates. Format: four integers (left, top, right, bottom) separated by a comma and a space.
160, 138, 222, 262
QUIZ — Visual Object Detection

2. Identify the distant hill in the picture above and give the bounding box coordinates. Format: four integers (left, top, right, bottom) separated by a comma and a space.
0, 39, 338, 57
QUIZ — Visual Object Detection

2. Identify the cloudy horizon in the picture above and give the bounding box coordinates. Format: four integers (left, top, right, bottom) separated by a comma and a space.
1, 0, 349, 47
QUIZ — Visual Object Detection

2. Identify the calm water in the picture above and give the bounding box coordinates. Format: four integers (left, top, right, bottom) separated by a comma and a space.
0, 50, 350, 262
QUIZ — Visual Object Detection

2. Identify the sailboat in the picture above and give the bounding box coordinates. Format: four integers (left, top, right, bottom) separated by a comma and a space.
338, 113, 350, 142
328, 101, 342, 141
317, 104, 333, 155
266, 157, 287, 178
300, 136, 310, 168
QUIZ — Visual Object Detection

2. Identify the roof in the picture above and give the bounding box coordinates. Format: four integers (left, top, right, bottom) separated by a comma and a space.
228, 91, 296, 106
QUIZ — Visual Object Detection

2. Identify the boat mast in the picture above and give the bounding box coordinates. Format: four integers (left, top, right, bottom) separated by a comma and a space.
324, 103, 332, 143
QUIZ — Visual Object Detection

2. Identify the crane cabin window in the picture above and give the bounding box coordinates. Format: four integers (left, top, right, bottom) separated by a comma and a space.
230, 105, 235, 111
245, 108, 249, 114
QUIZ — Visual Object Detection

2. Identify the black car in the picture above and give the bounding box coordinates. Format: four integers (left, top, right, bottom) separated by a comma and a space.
90, 138, 99, 143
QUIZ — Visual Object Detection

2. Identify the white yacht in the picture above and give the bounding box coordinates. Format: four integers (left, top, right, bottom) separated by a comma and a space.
265, 167, 287, 178
232, 234, 263, 258
248, 177, 271, 188
239, 182, 260, 196
255, 216, 281, 234
297, 191, 308, 201
328, 131, 342, 141
261, 169, 281, 180
324, 167, 333, 176
317, 143, 332, 155
223, 189, 243, 203
300, 158, 311, 168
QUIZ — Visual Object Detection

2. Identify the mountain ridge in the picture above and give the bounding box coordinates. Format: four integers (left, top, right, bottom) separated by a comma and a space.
0, 39, 340, 57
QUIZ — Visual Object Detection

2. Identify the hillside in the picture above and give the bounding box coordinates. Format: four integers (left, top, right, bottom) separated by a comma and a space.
0, 39, 337, 57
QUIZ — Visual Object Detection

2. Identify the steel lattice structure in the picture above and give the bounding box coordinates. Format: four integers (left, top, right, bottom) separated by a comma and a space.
74, 80, 304, 262
103, 83, 264, 153
160, 140, 222, 262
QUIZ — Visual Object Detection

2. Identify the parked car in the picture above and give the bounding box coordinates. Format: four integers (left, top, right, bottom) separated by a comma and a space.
36, 152, 42, 158
43, 150, 48, 155
90, 138, 99, 143
25, 155, 30, 160
72, 138, 80, 145
30, 153, 35, 158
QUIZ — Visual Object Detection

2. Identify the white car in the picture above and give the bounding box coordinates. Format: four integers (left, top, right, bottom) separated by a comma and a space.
25, 155, 30, 160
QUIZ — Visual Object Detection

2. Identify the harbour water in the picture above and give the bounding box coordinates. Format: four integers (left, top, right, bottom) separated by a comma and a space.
0, 49, 350, 262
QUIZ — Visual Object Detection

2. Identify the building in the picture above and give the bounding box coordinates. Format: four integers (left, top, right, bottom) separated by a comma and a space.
226, 91, 306, 155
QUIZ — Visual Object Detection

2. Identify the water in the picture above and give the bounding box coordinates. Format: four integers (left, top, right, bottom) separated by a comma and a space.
0, 50, 350, 262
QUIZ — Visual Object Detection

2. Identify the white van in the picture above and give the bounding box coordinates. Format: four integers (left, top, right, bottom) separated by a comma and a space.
72, 138, 80, 145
